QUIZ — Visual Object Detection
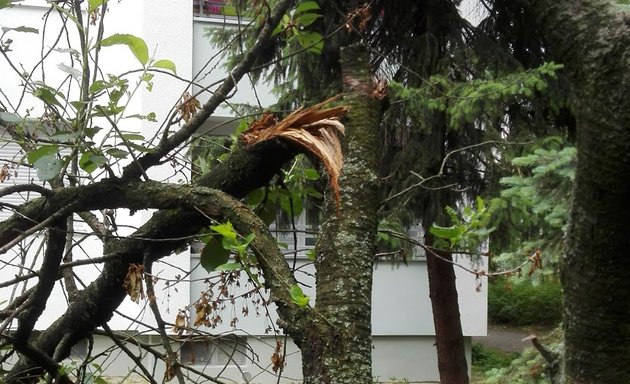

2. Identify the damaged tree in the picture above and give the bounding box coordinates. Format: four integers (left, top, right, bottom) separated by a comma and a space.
0, 1, 384, 382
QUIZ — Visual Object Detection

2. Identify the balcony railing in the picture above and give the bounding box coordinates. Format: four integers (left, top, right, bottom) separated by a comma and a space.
193, 0, 238, 18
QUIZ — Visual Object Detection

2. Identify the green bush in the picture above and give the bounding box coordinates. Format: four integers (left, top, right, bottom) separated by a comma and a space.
472, 343, 518, 373
488, 279, 562, 326
484, 328, 563, 384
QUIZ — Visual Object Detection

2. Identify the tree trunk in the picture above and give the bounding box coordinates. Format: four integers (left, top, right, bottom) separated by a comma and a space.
425, 236, 469, 384
422, 114, 469, 384
522, 1, 630, 382
302, 44, 382, 383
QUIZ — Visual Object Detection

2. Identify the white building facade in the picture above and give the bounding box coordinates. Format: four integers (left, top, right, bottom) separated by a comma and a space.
0, 1, 487, 383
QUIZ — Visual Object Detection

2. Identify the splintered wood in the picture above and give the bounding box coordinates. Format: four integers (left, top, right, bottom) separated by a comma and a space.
240, 96, 348, 208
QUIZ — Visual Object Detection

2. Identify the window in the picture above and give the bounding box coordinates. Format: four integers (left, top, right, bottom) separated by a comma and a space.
180, 335, 248, 366
0, 132, 41, 221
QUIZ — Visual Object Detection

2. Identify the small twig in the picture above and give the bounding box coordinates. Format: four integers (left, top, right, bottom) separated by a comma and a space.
143, 257, 186, 384
381, 228, 531, 277
384, 140, 531, 203
102, 323, 158, 384
96, 105, 150, 181
0, 201, 77, 255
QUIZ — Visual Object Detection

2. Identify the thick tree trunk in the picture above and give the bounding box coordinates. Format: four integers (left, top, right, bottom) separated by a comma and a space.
302, 45, 382, 383
522, 1, 630, 382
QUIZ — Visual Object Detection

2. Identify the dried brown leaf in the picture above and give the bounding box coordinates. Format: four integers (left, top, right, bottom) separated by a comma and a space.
172, 311, 188, 335
164, 355, 177, 382
271, 341, 284, 373
0, 164, 9, 183
123, 264, 145, 303
177, 92, 201, 123
194, 293, 212, 327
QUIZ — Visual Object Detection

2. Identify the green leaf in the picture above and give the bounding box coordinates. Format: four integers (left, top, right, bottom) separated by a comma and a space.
296, 12, 321, 27
152, 59, 177, 74
100, 33, 149, 66
233, 232, 255, 257
79, 152, 107, 173
1, 25, 39, 34
295, 1, 320, 14
306, 249, 317, 261
244, 232, 256, 245
119, 133, 145, 141
92, 105, 125, 117
34, 155, 63, 181
272, 22, 285, 37
83, 126, 102, 139
50, 131, 79, 142
257, 199, 278, 225
289, 284, 310, 307
303, 168, 319, 180
126, 142, 152, 153
296, 31, 323, 54
27, 145, 59, 165
246, 188, 265, 206
215, 262, 242, 272
200, 236, 231, 272
33, 87, 62, 106
124, 113, 157, 122
88, 0, 106, 13
69, 100, 88, 110
429, 225, 463, 241
89, 80, 112, 94
105, 148, 128, 158
211, 221, 237, 241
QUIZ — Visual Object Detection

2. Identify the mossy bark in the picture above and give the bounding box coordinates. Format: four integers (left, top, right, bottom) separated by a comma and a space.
301, 45, 382, 384
522, 1, 630, 382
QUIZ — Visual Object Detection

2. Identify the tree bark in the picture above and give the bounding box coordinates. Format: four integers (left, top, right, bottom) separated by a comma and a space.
425, 238, 469, 384
421, 114, 469, 384
301, 45, 382, 384
522, 1, 630, 382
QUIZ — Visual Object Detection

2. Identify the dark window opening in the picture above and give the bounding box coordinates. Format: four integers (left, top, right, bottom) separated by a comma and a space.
180, 335, 248, 366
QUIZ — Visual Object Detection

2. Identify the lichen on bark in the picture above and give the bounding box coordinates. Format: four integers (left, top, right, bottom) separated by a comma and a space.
301, 44, 383, 384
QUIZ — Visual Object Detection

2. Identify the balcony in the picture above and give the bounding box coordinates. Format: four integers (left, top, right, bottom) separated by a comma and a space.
193, 0, 238, 18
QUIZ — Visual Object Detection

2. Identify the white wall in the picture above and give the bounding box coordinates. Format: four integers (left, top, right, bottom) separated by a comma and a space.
373, 257, 488, 336
187, 255, 487, 338
0, 0, 193, 332
192, 18, 276, 119
57, 333, 470, 384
